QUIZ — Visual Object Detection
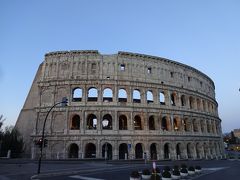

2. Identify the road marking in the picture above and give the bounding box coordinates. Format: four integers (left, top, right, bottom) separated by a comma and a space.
69, 175, 105, 180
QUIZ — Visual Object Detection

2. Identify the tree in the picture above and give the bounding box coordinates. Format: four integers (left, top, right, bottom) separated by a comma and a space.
0, 115, 24, 158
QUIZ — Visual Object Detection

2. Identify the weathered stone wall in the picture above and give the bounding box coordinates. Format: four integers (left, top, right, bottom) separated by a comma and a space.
15, 50, 223, 159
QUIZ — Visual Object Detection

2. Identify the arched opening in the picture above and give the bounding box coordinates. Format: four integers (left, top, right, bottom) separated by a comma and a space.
71, 115, 80, 130
182, 118, 190, 131
202, 100, 206, 111
189, 96, 194, 109
102, 143, 112, 160
187, 143, 192, 159
103, 88, 113, 102
200, 120, 205, 132
173, 117, 181, 131
135, 143, 143, 159
159, 92, 165, 105
88, 87, 98, 101
193, 119, 199, 132
68, 143, 79, 158
149, 115, 155, 130
181, 95, 186, 106
72, 88, 82, 102
176, 143, 181, 159
118, 88, 127, 102
87, 114, 97, 130
161, 116, 170, 131
102, 114, 112, 130
119, 143, 128, 159
134, 115, 142, 130
85, 143, 96, 158
133, 89, 141, 103
147, 90, 153, 104
119, 115, 127, 130
171, 92, 176, 106
196, 143, 202, 159
150, 143, 157, 160
164, 143, 170, 159
197, 98, 201, 110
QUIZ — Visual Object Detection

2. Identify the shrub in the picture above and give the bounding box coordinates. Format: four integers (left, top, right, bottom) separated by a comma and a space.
162, 170, 171, 178
163, 166, 171, 172
173, 165, 179, 170
180, 168, 188, 173
172, 169, 180, 176
181, 163, 187, 169
142, 169, 151, 175
188, 166, 195, 171
195, 166, 201, 170
130, 170, 140, 178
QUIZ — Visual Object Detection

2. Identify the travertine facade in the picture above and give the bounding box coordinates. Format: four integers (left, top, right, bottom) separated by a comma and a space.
16, 50, 224, 160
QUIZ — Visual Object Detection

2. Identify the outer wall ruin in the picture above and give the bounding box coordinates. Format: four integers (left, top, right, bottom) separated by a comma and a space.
15, 50, 224, 160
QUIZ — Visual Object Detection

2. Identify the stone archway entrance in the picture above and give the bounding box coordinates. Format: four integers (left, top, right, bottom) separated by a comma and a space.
164, 143, 170, 159
68, 143, 79, 158
85, 143, 96, 158
150, 143, 157, 160
135, 143, 143, 159
102, 143, 112, 160
119, 143, 128, 159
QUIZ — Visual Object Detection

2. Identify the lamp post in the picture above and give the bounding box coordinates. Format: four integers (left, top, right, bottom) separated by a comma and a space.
37, 97, 68, 174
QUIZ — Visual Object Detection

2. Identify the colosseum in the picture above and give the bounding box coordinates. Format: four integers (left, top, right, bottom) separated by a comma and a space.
15, 50, 224, 160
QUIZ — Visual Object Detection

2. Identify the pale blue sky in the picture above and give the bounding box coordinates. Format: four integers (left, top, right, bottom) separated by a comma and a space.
0, 0, 239, 133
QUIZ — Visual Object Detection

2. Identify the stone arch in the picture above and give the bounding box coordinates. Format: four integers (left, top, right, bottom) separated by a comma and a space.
133, 89, 141, 103
193, 119, 199, 132
146, 90, 153, 103
196, 98, 201, 110
176, 143, 184, 159
159, 91, 165, 105
88, 87, 98, 101
182, 117, 191, 132
170, 92, 177, 106
119, 143, 128, 159
119, 115, 127, 130
181, 95, 186, 106
173, 116, 181, 131
135, 143, 143, 159
68, 143, 79, 158
118, 88, 127, 102
187, 143, 194, 159
196, 142, 202, 159
164, 143, 170, 159
85, 143, 96, 158
134, 115, 142, 130
103, 88, 113, 102
72, 87, 82, 102
189, 96, 194, 109
70, 114, 80, 130
102, 143, 113, 160
149, 115, 155, 130
86, 114, 97, 130
150, 143, 157, 160
102, 114, 112, 130
161, 116, 171, 131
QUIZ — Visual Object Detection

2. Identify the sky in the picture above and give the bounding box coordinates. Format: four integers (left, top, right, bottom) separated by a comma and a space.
0, 0, 239, 133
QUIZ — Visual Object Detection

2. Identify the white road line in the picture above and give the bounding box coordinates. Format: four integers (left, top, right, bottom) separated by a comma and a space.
69, 175, 105, 180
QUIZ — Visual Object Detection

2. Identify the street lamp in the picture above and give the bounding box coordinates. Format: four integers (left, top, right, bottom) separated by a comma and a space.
37, 97, 68, 174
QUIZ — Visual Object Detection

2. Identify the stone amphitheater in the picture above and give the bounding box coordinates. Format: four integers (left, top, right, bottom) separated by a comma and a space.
15, 50, 224, 160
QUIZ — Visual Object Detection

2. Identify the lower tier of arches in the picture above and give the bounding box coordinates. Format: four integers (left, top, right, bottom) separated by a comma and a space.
32, 136, 224, 160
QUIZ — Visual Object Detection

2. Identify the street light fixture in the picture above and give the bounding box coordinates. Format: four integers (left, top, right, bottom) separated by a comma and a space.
37, 97, 68, 174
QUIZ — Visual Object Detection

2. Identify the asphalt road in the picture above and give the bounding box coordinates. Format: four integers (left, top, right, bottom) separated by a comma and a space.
0, 159, 240, 180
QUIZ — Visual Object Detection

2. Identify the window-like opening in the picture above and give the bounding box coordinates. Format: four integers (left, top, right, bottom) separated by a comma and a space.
135, 143, 143, 159
68, 143, 79, 158
188, 76, 191, 82
147, 67, 152, 74
91, 63, 96, 73
150, 143, 157, 160
85, 143, 96, 158
197, 98, 201, 110
161, 116, 169, 131
119, 143, 128, 159
118, 89, 127, 102
164, 143, 170, 159
181, 95, 186, 106
170, 93, 176, 106
182, 118, 190, 131
72, 88, 82, 102
102, 114, 112, 130
103, 88, 113, 102
159, 92, 165, 105
87, 114, 97, 130
149, 115, 155, 130
173, 117, 180, 131
134, 115, 142, 130
147, 90, 153, 104
176, 143, 181, 159
88, 87, 98, 101
133, 89, 141, 103
207, 122, 211, 133
71, 115, 80, 130
120, 64, 125, 71
119, 115, 127, 130
200, 81, 203, 87
170, 72, 174, 78
102, 143, 112, 160
193, 119, 198, 132
189, 96, 194, 109
200, 120, 205, 132
202, 100, 206, 111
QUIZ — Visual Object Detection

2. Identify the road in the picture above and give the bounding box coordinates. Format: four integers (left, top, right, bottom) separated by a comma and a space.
0, 159, 240, 180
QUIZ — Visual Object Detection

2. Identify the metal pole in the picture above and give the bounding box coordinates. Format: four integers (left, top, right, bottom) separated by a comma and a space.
37, 100, 67, 174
